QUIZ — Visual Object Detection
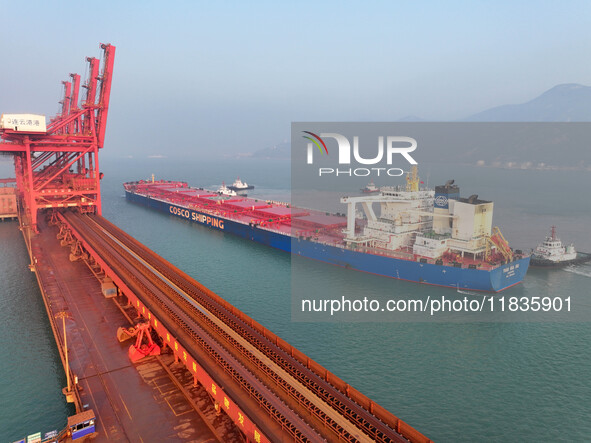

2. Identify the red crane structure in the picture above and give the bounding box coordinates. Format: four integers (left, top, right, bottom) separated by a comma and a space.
0, 44, 115, 232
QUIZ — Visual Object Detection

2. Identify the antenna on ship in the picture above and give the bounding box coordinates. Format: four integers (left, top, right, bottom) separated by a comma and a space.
551, 225, 556, 241
424, 169, 431, 190
151, 173, 155, 183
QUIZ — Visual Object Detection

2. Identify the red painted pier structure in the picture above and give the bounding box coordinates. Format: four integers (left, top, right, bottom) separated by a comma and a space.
0, 45, 432, 442
0, 43, 114, 233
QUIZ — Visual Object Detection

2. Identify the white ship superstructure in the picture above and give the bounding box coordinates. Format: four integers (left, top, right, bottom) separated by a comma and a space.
341, 167, 512, 264
341, 167, 433, 251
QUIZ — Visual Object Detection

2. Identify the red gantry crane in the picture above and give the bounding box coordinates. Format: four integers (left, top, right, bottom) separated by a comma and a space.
0, 43, 115, 232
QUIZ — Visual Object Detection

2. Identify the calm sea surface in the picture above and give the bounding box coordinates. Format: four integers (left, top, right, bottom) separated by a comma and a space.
1, 157, 590, 441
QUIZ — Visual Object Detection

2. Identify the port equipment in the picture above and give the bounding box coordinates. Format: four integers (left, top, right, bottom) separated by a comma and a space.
0, 44, 115, 232
128, 322, 161, 362
55, 310, 75, 403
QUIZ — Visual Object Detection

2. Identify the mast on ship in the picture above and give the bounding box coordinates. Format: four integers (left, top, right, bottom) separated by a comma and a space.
406, 165, 420, 192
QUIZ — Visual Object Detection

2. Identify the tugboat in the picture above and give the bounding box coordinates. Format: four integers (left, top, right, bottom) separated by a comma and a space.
530, 226, 591, 266
228, 177, 254, 193
360, 181, 380, 194
217, 182, 237, 197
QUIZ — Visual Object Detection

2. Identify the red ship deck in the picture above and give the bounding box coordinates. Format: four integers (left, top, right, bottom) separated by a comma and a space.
125, 180, 348, 241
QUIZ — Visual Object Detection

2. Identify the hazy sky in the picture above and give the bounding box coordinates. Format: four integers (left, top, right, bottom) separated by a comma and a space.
1, 1, 590, 158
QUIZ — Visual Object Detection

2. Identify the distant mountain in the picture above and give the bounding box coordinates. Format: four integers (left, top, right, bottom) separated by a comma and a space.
250, 141, 290, 159
398, 115, 426, 122
431, 84, 591, 170
465, 83, 591, 122
249, 84, 591, 167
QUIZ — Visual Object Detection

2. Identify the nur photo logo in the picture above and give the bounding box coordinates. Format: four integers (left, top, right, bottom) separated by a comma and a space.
302, 130, 418, 177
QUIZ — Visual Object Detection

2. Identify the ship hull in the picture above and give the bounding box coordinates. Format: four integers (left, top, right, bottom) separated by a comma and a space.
126, 191, 529, 292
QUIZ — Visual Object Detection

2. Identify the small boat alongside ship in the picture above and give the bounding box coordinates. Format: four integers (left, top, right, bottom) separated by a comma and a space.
227, 177, 254, 194
530, 226, 591, 267
216, 182, 237, 197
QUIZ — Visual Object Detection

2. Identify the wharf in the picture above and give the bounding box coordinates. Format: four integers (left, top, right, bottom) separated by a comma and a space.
22, 216, 225, 442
